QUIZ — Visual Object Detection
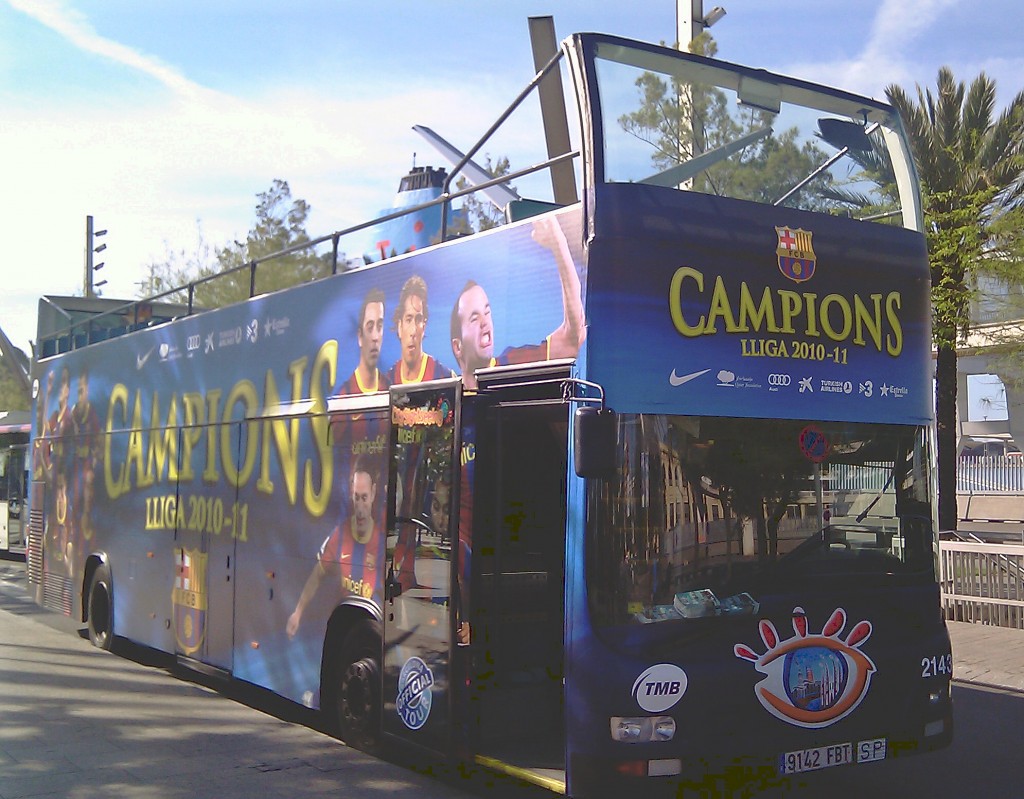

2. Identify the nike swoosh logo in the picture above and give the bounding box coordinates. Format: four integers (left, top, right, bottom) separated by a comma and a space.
669, 368, 710, 386
136, 347, 156, 370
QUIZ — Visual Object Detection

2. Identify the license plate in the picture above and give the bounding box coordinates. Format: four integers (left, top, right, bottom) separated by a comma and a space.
779, 738, 886, 775
780, 743, 852, 775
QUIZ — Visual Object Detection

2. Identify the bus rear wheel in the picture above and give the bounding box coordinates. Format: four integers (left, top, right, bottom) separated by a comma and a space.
86, 563, 113, 651
331, 619, 381, 751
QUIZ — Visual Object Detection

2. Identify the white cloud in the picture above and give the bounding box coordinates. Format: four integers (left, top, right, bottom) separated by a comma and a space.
779, 0, 1024, 102
0, 2, 509, 356
7, 0, 212, 101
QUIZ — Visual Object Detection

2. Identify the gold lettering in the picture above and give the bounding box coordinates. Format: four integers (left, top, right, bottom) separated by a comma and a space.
180, 393, 206, 482
819, 294, 853, 342
669, 274, 902, 355
221, 382, 259, 489
705, 275, 739, 333
145, 394, 180, 484
203, 390, 222, 483
127, 391, 151, 489
304, 340, 338, 518
777, 291, 802, 334
803, 293, 820, 337
853, 294, 883, 350
257, 356, 307, 502
885, 292, 903, 356
104, 384, 129, 499
736, 283, 778, 333
668, 267, 705, 337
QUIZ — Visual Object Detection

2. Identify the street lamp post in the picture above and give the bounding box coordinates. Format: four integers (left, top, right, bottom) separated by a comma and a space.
676, 0, 726, 51
675, 2, 726, 189
84, 215, 108, 298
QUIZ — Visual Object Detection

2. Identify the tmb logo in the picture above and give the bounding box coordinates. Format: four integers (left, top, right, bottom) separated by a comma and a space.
632, 663, 688, 712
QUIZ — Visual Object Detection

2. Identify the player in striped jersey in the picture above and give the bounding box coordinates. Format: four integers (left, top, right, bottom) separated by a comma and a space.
449, 215, 584, 389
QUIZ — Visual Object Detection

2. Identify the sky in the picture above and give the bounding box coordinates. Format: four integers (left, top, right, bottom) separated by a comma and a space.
1, 0, 1023, 360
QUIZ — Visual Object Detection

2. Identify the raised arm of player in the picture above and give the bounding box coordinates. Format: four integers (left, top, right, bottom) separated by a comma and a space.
532, 215, 586, 359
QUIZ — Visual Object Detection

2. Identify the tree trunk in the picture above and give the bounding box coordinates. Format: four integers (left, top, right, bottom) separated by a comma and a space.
934, 344, 959, 531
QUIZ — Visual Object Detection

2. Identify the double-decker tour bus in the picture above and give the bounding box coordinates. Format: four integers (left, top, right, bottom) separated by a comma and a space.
28, 32, 951, 796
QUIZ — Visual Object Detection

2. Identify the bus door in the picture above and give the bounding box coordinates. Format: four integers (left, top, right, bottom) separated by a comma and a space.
173, 422, 239, 672
381, 379, 462, 755
471, 374, 569, 783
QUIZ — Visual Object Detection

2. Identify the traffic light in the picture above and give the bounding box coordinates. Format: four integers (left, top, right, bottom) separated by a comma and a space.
85, 215, 108, 297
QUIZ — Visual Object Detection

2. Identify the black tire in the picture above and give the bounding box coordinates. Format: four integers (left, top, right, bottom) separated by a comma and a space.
86, 563, 114, 651
329, 619, 381, 750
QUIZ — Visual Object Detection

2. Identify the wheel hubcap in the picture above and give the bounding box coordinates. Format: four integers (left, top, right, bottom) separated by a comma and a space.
341, 657, 378, 732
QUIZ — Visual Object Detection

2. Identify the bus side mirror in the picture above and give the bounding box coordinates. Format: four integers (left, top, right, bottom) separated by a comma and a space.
574, 406, 617, 479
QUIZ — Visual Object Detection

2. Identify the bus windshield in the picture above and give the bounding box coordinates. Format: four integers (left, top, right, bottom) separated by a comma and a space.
591, 38, 919, 229
586, 415, 937, 630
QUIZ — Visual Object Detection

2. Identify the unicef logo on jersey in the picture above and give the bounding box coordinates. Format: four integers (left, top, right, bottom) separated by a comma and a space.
397, 656, 434, 730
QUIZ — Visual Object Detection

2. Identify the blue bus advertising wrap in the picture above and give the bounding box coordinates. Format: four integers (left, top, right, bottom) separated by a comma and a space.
31, 208, 585, 708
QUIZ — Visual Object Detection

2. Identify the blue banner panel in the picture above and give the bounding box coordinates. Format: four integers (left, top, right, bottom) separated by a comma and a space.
586, 185, 933, 425
31, 207, 585, 706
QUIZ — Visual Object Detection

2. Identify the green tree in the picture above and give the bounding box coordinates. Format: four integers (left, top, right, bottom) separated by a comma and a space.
0, 369, 30, 411
886, 68, 1024, 530
139, 180, 331, 309
452, 154, 513, 234
617, 34, 837, 210
137, 221, 216, 304
0, 332, 29, 411
973, 206, 1024, 392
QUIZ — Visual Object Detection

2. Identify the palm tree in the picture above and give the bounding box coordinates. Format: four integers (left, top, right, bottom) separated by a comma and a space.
886, 68, 1024, 531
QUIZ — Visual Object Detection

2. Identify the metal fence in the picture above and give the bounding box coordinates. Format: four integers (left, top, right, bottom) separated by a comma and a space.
957, 456, 1024, 492
939, 539, 1024, 628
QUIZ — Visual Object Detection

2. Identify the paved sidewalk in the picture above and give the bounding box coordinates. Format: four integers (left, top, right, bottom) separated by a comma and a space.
0, 559, 509, 799
948, 619, 1024, 692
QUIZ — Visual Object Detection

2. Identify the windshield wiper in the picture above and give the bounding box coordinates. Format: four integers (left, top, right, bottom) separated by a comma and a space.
774, 120, 880, 206
640, 126, 772, 188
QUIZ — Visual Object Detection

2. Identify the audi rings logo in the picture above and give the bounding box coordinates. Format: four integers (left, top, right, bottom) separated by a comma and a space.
768, 374, 792, 387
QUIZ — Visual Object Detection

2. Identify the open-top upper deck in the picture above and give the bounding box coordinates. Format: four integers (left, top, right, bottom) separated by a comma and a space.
37, 33, 923, 363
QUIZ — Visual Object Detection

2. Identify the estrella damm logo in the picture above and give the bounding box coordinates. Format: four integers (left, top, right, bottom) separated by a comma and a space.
775, 226, 816, 283
734, 606, 875, 729
172, 547, 208, 656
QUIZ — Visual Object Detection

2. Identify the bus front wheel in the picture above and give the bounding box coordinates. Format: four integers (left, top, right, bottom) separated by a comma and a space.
86, 563, 113, 651
331, 619, 381, 751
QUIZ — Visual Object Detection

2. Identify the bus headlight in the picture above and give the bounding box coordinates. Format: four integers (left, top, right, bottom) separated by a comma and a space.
610, 716, 676, 743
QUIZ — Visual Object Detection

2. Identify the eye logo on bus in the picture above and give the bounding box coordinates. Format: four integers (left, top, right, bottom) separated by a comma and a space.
734, 606, 875, 729
776, 226, 816, 283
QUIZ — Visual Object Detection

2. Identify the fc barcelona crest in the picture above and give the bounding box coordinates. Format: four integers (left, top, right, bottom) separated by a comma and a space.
173, 547, 208, 656
775, 226, 816, 283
